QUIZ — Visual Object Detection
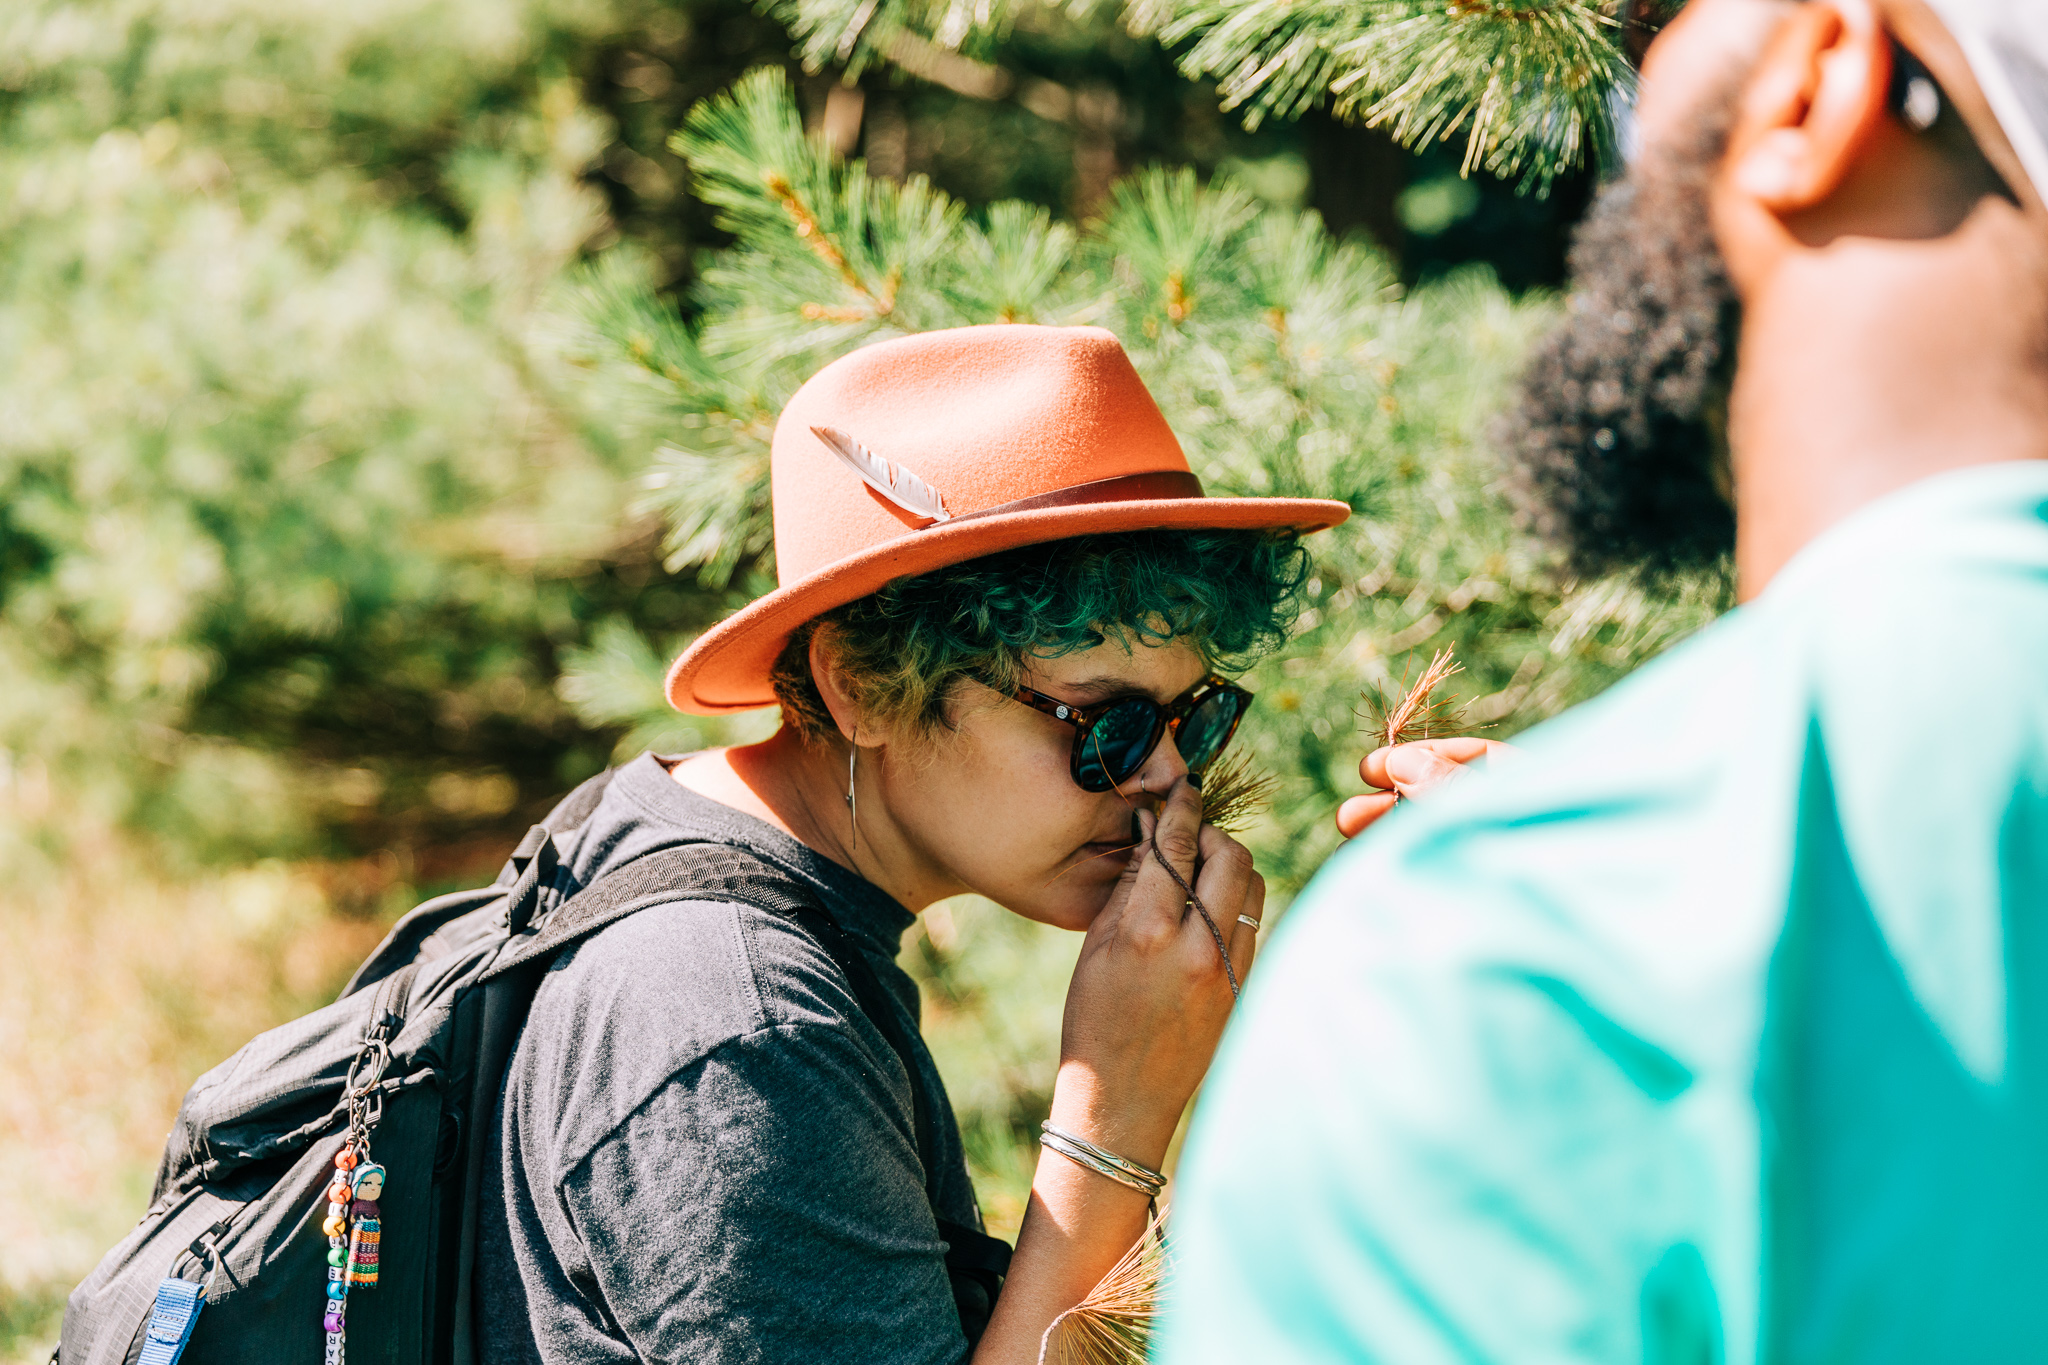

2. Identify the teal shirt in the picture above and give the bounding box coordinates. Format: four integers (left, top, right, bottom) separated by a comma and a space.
1160, 464, 2048, 1364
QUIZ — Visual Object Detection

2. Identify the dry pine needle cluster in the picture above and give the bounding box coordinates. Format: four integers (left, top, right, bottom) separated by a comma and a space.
1038, 1205, 1172, 1365
1359, 646, 1468, 753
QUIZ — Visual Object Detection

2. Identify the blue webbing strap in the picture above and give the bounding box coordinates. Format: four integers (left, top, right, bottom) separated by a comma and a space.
136, 1278, 206, 1365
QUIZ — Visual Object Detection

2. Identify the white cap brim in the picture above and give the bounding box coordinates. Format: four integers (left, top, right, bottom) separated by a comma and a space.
1922, 0, 2048, 207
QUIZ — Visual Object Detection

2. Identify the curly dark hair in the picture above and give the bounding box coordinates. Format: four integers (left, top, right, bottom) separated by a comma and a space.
1499, 59, 1753, 580
770, 528, 1311, 741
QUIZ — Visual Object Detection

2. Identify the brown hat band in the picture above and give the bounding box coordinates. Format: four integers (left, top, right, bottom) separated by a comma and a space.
949, 470, 1205, 525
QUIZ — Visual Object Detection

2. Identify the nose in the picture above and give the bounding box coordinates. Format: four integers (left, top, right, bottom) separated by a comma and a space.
1129, 724, 1189, 799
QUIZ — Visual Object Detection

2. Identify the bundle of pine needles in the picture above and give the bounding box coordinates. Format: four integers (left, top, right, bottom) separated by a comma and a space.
1359, 645, 1467, 754
1038, 1205, 1172, 1365
1194, 749, 1279, 833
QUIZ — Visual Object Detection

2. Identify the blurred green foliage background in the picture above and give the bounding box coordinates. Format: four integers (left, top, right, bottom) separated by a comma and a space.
0, 0, 1706, 1355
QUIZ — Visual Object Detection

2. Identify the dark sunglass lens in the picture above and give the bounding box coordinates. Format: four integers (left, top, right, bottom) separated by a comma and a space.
1077, 699, 1163, 790
1177, 692, 1244, 772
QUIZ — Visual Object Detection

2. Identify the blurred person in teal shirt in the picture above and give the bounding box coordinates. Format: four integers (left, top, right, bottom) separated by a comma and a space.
1162, 0, 2048, 1360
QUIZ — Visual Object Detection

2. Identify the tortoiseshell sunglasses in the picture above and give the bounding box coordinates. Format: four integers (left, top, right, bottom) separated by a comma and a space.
1004, 674, 1253, 793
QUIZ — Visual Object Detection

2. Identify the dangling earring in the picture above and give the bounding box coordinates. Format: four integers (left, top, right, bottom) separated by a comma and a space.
844, 742, 858, 854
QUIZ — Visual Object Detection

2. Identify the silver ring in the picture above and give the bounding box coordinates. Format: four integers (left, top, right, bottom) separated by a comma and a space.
1237, 915, 1262, 930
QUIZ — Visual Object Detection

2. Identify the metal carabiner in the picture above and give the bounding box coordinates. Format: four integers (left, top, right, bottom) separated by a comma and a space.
343, 1036, 390, 1098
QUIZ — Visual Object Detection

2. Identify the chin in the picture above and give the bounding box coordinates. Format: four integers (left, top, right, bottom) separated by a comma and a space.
973, 835, 1132, 930
1002, 866, 1120, 933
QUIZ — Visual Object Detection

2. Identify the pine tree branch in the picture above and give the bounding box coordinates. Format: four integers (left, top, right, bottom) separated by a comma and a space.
762, 172, 897, 316
1150, 0, 1634, 192
751, 0, 1635, 191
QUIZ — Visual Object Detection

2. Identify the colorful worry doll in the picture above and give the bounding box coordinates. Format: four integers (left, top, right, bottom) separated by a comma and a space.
346, 1163, 385, 1288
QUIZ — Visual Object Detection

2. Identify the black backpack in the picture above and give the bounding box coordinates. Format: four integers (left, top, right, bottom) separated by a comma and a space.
57, 769, 1010, 1364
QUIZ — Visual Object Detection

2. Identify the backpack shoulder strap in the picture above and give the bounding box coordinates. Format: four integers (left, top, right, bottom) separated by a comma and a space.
485, 842, 810, 978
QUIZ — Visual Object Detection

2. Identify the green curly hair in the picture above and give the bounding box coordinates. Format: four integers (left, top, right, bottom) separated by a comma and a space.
770, 528, 1312, 741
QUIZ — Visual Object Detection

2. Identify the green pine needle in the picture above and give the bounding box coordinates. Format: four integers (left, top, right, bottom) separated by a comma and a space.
772, 0, 1642, 195
1143, 0, 1635, 193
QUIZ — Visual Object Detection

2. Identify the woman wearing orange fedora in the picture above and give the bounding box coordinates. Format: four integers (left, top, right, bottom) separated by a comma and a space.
477, 324, 1348, 1364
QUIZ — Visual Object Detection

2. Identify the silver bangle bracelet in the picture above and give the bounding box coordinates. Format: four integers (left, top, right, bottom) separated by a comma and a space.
1039, 1121, 1167, 1197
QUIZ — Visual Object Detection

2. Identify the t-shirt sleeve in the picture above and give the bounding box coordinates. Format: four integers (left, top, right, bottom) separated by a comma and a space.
558, 1019, 969, 1365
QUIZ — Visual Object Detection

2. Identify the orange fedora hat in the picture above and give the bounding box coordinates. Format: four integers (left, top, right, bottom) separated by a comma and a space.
667, 324, 1351, 714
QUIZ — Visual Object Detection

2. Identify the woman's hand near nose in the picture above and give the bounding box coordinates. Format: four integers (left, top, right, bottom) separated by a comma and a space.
1054, 774, 1259, 1165
973, 775, 1260, 1363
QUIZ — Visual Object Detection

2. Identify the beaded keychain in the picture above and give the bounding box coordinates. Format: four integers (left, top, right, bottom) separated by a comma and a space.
321, 1030, 393, 1363
321, 1147, 390, 1361
321, 1146, 359, 1361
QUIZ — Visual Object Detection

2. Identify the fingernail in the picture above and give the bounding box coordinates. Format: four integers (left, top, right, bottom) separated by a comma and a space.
1385, 750, 1428, 784
1186, 772, 1203, 791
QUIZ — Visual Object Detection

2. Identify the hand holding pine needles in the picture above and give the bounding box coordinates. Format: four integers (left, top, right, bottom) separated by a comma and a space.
1011, 785, 1255, 1365
1340, 648, 1510, 839
1031, 774, 1261, 1360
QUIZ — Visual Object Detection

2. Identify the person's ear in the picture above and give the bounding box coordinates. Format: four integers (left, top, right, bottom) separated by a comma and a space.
1727, 0, 1890, 210
807, 627, 877, 747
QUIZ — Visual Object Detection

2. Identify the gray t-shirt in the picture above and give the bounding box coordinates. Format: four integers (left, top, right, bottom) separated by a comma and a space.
478, 753, 982, 1364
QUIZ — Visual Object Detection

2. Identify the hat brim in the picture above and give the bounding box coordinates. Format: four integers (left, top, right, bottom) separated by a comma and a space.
666, 495, 1352, 714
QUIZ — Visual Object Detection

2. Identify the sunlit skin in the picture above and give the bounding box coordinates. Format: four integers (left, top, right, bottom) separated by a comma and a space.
1703, 0, 2048, 595
1335, 736, 1515, 838
675, 633, 1224, 924
1339, 0, 2048, 839
671, 630, 1261, 1365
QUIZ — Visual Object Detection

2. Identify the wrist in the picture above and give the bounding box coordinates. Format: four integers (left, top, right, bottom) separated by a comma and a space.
1047, 1061, 1178, 1170
1040, 1120, 1166, 1201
